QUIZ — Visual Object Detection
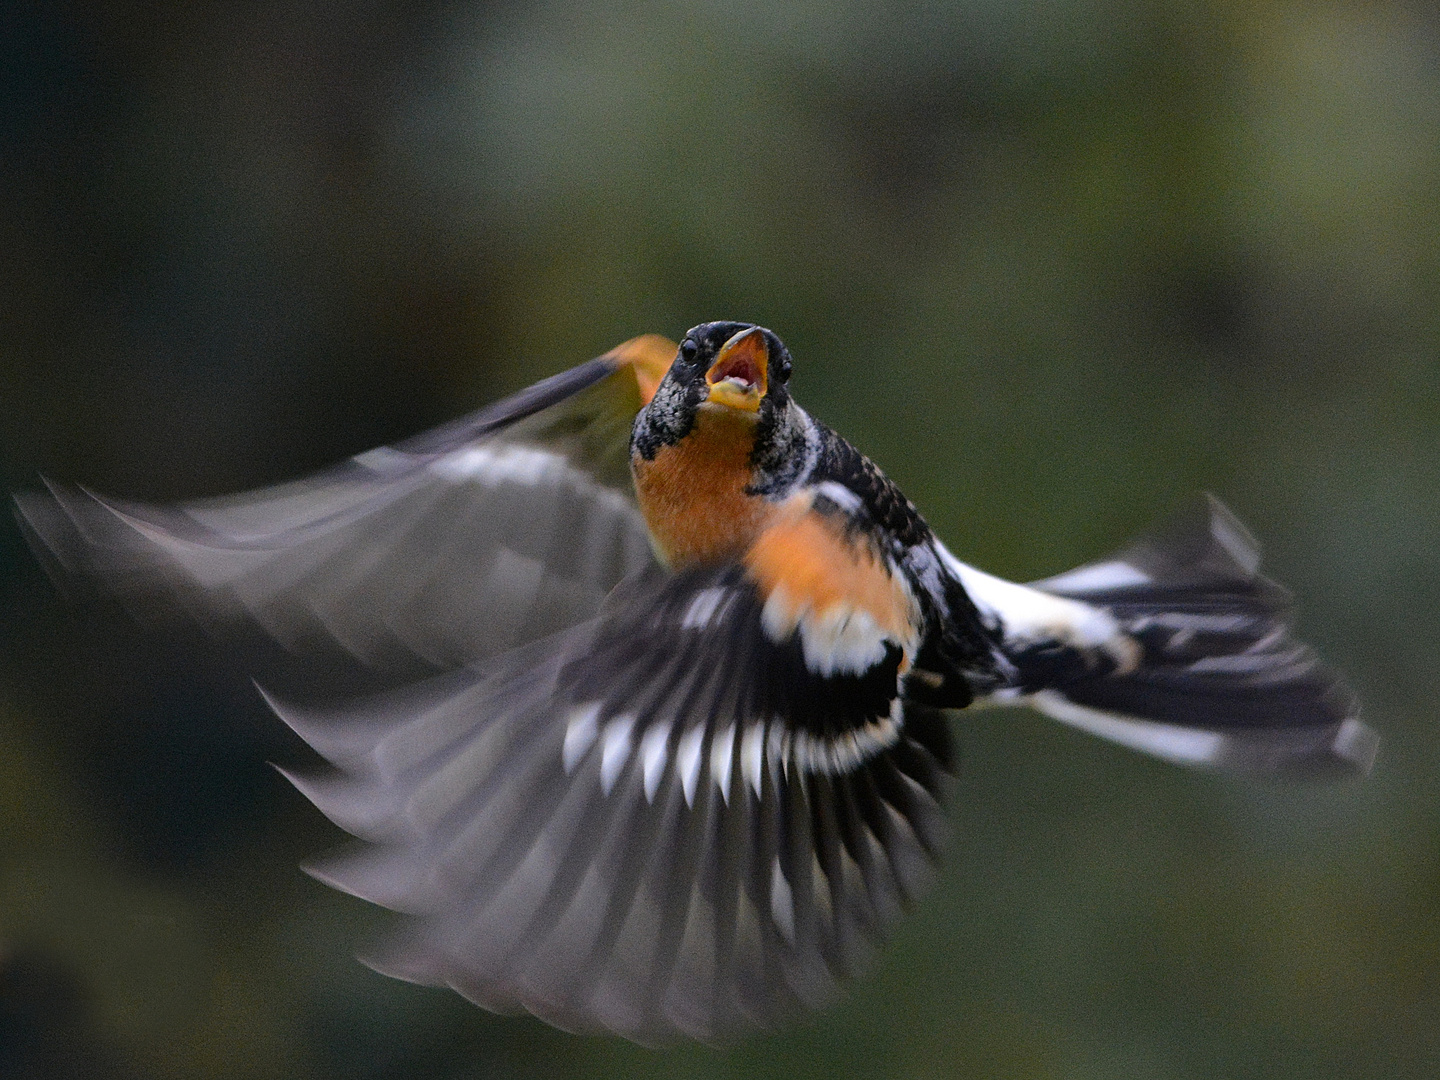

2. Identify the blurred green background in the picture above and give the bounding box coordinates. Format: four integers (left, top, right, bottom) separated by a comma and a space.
2, 1, 1437, 1077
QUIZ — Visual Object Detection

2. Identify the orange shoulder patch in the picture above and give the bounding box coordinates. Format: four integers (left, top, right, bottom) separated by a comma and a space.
603, 334, 677, 406
744, 497, 921, 674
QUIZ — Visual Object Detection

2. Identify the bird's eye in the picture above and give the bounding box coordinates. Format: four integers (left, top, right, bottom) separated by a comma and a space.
775, 354, 793, 383
679, 340, 699, 364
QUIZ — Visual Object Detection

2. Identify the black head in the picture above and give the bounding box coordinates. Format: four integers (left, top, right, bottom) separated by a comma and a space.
674, 322, 794, 401
632, 322, 803, 463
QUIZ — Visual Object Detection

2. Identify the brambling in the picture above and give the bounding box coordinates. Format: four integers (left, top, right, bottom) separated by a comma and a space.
16, 322, 1375, 1043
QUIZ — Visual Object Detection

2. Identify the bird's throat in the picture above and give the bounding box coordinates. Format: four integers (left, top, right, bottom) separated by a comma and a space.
631, 407, 771, 568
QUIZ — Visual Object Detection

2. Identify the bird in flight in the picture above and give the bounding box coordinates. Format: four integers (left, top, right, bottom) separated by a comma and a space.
15, 322, 1376, 1043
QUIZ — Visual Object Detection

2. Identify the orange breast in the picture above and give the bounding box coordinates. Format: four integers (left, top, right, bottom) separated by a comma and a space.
631, 408, 771, 567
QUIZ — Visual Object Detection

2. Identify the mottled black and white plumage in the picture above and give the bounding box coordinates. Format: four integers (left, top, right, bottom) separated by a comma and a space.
14, 322, 1375, 1044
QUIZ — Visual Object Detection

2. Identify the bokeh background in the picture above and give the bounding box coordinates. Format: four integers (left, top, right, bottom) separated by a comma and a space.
2, 1, 1438, 1077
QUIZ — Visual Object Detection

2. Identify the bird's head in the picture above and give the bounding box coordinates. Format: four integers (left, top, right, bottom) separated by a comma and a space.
686, 322, 792, 414
632, 322, 801, 464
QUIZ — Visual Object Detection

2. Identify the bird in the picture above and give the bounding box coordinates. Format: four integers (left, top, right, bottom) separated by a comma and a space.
14, 321, 1377, 1044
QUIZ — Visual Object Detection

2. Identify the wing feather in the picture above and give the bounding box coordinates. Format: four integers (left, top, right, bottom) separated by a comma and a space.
944, 497, 1375, 776
277, 563, 954, 1043
13, 336, 676, 674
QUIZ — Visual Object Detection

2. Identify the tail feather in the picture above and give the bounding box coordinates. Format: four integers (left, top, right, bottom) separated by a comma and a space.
985, 497, 1374, 776
1032, 494, 1277, 605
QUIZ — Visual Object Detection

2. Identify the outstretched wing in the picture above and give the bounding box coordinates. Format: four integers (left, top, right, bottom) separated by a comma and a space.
14, 336, 676, 674
947, 496, 1376, 776
272, 500, 951, 1043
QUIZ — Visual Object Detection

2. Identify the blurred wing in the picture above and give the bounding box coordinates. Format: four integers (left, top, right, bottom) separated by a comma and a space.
962, 495, 1375, 776
273, 550, 952, 1042
14, 335, 676, 673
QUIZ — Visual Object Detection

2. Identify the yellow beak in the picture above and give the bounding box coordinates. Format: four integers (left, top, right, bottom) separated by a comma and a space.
705, 327, 769, 412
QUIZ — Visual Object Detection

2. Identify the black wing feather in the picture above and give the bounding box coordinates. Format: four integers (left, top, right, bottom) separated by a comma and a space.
1021, 496, 1375, 775
276, 565, 953, 1042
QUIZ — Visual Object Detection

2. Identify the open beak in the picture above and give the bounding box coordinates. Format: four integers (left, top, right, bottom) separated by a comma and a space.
705, 327, 769, 412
